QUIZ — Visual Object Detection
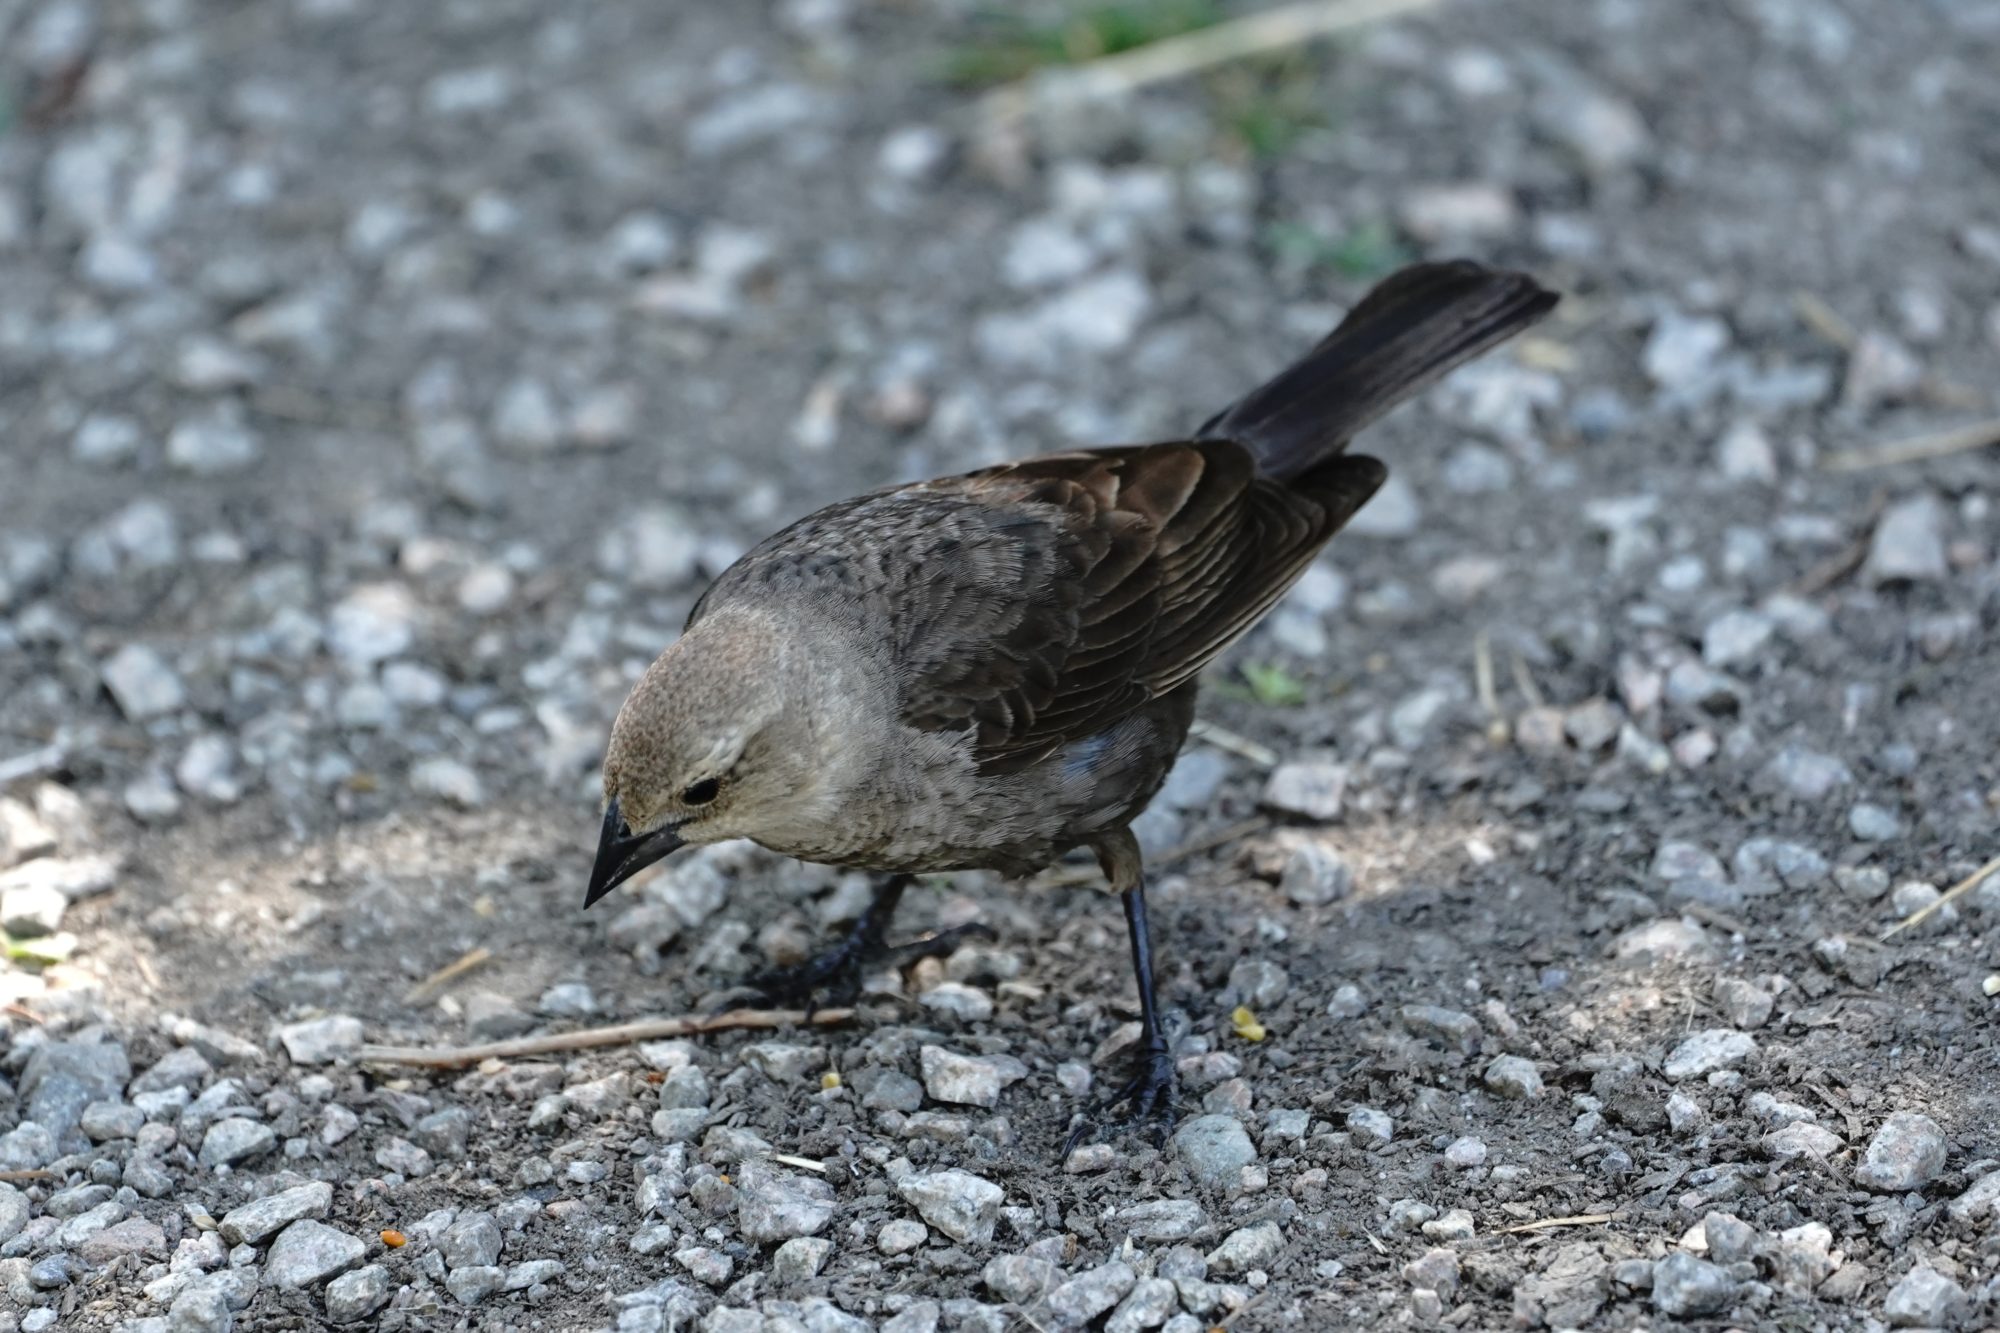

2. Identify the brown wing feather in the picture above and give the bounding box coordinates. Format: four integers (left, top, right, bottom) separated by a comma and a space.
899, 440, 1381, 770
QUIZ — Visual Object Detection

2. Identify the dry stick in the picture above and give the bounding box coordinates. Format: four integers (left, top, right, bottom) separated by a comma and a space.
1508, 650, 1545, 711
1788, 490, 1886, 598
1823, 417, 2000, 473
1189, 719, 1280, 768
1881, 853, 2000, 942
1473, 631, 1506, 743
1040, 815, 1273, 888
1793, 291, 1858, 351
403, 945, 494, 1005
979, 0, 1439, 127
358, 1008, 854, 1069
0, 1169, 52, 1183
1500, 1212, 1617, 1235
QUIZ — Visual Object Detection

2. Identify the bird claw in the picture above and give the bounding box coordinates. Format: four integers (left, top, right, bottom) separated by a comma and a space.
1060, 1045, 1178, 1162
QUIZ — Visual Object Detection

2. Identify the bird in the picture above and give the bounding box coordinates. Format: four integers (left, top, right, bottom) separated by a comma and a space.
585, 259, 1559, 1149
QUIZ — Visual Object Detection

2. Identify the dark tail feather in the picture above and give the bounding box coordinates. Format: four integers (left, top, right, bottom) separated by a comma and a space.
1200, 260, 1559, 480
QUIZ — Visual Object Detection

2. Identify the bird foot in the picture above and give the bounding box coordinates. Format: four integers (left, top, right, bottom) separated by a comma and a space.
1061, 1044, 1179, 1162
712, 922, 995, 1021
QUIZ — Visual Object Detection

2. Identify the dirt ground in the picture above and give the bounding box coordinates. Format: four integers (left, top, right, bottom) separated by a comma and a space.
2, 0, 1998, 1329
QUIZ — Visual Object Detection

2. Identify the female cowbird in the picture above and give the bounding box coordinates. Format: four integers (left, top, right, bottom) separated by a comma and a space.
587, 260, 1558, 1148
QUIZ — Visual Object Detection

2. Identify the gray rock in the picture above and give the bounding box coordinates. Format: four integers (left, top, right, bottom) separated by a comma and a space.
1483, 1055, 1544, 1099
1261, 761, 1346, 822
1106, 1277, 1179, 1333
1347, 1106, 1394, 1145
983, 1253, 1062, 1304
1651, 1252, 1734, 1317
1400, 1004, 1482, 1054
538, 982, 598, 1017
1712, 977, 1775, 1030
0, 1183, 32, 1244
1207, 1221, 1284, 1275
219, 1182, 333, 1245
277, 1015, 363, 1065
505, 1259, 565, 1291
73, 413, 144, 467
1172, 1114, 1256, 1185
102, 644, 185, 720
1702, 1212, 1757, 1266
1347, 472, 1422, 537
198, 1118, 276, 1167
1663, 1029, 1757, 1079
79, 1216, 167, 1264
412, 1107, 473, 1159
324, 1264, 392, 1322
1702, 610, 1774, 669
1883, 1265, 1967, 1328
896, 1169, 1003, 1243
658, 1064, 710, 1110
772, 1236, 833, 1282
1537, 79, 1650, 174
1865, 494, 1948, 584
1848, 802, 1902, 841
1716, 420, 1778, 483
1854, 1112, 1948, 1192
736, 1163, 837, 1243
1226, 959, 1289, 1008
326, 584, 418, 668
0, 880, 66, 936
1444, 1136, 1488, 1168
1947, 1169, 2000, 1224
463, 992, 535, 1040
1278, 839, 1352, 906
442, 1212, 503, 1268
491, 377, 563, 455
1643, 312, 1729, 390
1761, 744, 1853, 800
166, 409, 261, 475
1047, 1261, 1136, 1326
1, 1122, 57, 1169
168, 1281, 234, 1333
1762, 1122, 1842, 1161
263, 1220, 365, 1289
411, 757, 484, 807
373, 1137, 432, 1178
445, 1264, 506, 1305
133, 1046, 213, 1094
1110, 1198, 1204, 1241
876, 1218, 928, 1255
919, 1046, 1026, 1109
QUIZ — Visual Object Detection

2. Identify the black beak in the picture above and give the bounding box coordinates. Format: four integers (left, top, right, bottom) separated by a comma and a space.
584, 798, 685, 909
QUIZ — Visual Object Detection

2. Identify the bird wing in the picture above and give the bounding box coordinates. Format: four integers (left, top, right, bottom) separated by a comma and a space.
891, 439, 1385, 771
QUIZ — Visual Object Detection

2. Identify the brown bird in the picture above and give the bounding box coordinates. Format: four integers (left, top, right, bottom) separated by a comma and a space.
586, 260, 1558, 1147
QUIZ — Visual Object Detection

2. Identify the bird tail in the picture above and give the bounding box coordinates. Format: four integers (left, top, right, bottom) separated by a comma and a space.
1199, 260, 1559, 481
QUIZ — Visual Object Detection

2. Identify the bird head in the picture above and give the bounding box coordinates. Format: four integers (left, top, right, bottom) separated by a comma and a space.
584, 608, 857, 907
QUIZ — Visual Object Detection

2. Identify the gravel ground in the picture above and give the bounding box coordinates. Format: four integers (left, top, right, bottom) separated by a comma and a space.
3, 0, 1999, 1329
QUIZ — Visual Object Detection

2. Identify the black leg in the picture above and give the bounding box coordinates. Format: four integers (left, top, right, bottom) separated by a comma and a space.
1062, 875, 1179, 1161
716, 875, 993, 1019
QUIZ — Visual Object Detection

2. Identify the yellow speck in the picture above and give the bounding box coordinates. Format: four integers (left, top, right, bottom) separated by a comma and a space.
820, 1069, 842, 1090
381, 1229, 406, 1248
719, 1174, 731, 1185
1230, 1005, 1267, 1043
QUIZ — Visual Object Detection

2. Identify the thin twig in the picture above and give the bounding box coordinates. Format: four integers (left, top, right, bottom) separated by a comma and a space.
980, 0, 1438, 127
1473, 631, 1507, 744
1189, 719, 1280, 768
1681, 903, 1749, 937
403, 946, 494, 1005
1500, 1212, 1617, 1235
0, 1169, 53, 1183
358, 1008, 854, 1069
766, 1153, 828, 1174
3, 1004, 45, 1024
1040, 816, 1272, 887
1822, 418, 2000, 472
1788, 490, 1886, 597
1507, 650, 1545, 710
1881, 853, 2000, 941
1793, 291, 1857, 351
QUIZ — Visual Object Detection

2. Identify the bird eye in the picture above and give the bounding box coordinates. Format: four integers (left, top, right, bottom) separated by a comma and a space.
681, 777, 721, 806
